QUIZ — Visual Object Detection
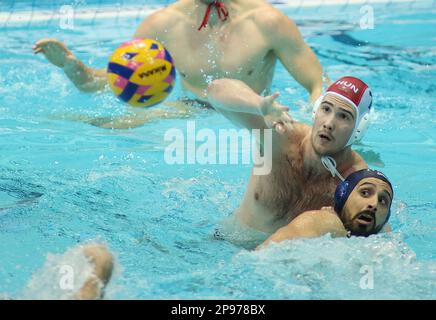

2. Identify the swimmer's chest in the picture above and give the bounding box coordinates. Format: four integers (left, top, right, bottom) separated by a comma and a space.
166, 23, 275, 81
254, 160, 338, 220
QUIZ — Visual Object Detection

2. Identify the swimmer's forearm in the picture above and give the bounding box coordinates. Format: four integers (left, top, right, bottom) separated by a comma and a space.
257, 226, 324, 250
256, 211, 347, 250
63, 57, 108, 92
300, 54, 323, 104
207, 79, 263, 115
270, 16, 323, 104
256, 226, 298, 250
289, 53, 323, 104
309, 85, 323, 104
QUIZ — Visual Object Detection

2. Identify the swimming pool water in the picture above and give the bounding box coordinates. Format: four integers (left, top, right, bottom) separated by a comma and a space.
0, 0, 435, 299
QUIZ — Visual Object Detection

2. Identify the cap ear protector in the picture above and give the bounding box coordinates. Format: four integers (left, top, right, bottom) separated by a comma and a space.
312, 76, 373, 147
334, 169, 394, 234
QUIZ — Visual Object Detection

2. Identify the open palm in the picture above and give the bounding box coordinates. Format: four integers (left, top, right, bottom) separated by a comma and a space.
260, 92, 292, 134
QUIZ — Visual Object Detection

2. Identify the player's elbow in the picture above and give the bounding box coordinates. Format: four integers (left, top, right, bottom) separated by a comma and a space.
207, 79, 226, 95
207, 79, 230, 103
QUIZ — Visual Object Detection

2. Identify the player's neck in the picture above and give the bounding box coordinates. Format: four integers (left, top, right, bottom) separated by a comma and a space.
194, 0, 233, 28
302, 136, 353, 177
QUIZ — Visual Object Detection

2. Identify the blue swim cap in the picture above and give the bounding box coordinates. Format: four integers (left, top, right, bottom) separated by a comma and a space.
334, 169, 393, 232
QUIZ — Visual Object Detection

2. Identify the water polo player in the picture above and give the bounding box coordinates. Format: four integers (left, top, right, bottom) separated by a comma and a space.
32, 0, 324, 128
208, 76, 374, 248
257, 169, 394, 249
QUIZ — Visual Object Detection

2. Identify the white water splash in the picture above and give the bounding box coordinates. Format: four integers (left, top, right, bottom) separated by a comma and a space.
21, 245, 96, 300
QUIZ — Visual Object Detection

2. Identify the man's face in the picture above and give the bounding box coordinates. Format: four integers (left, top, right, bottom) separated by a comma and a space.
311, 94, 356, 156
341, 177, 393, 236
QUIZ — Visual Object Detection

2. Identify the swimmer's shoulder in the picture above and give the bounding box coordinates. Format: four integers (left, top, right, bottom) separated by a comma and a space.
277, 121, 310, 146
271, 121, 309, 158
348, 150, 368, 173
294, 122, 311, 135
250, 3, 299, 38
134, 4, 183, 38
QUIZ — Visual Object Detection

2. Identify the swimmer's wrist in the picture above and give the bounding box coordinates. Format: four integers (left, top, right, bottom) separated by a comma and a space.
62, 55, 80, 71
309, 88, 323, 104
62, 56, 101, 91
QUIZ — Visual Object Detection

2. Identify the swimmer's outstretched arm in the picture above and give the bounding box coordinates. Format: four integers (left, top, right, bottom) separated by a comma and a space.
256, 209, 347, 250
32, 8, 174, 93
207, 78, 292, 133
33, 39, 108, 93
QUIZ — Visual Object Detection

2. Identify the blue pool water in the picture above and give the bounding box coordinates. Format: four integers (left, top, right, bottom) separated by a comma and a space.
0, 0, 435, 299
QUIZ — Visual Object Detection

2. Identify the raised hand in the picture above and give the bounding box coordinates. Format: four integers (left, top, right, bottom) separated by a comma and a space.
32, 39, 75, 68
260, 92, 292, 134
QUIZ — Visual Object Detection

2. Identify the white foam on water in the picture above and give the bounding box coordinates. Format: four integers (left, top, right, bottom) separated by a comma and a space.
238, 233, 436, 299
21, 244, 96, 300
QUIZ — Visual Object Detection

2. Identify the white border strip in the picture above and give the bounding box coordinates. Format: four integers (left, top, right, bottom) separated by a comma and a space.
0, 6, 162, 24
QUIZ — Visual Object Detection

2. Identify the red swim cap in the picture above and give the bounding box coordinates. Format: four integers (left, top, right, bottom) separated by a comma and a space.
326, 76, 372, 115
325, 76, 373, 146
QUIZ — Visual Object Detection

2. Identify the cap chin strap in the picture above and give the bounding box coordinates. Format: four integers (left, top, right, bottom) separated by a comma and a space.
321, 156, 345, 182
198, 1, 229, 31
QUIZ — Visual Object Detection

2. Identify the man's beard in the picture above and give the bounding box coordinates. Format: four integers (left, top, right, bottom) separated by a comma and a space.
342, 215, 376, 237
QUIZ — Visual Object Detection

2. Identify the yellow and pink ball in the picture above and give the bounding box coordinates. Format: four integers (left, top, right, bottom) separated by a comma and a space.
107, 39, 176, 108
